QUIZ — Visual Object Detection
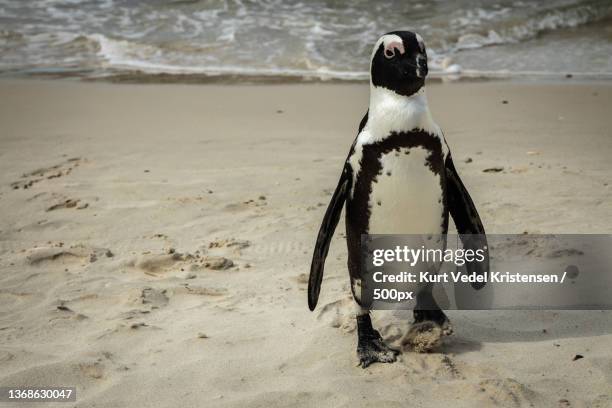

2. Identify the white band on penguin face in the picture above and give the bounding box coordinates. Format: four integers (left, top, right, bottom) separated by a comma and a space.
371, 34, 404, 62
384, 41, 405, 59
415, 33, 425, 53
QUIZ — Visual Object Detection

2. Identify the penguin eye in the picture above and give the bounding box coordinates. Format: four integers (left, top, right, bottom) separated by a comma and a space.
384, 49, 395, 59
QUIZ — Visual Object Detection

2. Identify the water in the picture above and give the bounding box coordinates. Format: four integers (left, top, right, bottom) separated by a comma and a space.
1, 0, 611, 81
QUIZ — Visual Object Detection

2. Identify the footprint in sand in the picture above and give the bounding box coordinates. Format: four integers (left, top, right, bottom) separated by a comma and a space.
46, 198, 89, 211
317, 296, 356, 333
53, 300, 88, 321
208, 238, 250, 251
201, 256, 234, 270
400, 353, 463, 380
25, 246, 112, 267
76, 351, 128, 380
78, 361, 105, 379
130, 249, 235, 276
10, 157, 83, 190
204, 238, 248, 268
141, 287, 169, 309
26, 246, 88, 266
476, 378, 538, 407
134, 253, 187, 275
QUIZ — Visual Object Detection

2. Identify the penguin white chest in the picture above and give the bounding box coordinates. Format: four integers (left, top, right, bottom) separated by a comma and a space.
367, 146, 444, 234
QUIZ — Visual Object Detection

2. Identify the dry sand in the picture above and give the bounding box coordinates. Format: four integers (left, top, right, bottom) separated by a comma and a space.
0, 79, 611, 407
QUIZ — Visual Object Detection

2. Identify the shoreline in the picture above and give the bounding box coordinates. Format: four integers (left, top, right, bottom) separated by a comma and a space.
2, 70, 612, 86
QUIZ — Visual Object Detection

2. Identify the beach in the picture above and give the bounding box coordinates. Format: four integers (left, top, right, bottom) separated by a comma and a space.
0, 79, 611, 407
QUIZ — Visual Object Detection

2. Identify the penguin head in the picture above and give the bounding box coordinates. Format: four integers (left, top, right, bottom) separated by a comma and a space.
370, 31, 428, 97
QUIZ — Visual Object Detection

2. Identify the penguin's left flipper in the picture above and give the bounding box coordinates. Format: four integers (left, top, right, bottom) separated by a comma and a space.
308, 164, 351, 311
445, 154, 489, 289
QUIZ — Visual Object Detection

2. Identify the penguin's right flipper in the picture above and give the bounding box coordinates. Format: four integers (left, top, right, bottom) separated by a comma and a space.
309, 112, 366, 311
308, 165, 350, 311
444, 153, 489, 290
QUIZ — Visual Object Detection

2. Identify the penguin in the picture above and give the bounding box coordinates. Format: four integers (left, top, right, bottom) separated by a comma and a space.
308, 31, 489, 368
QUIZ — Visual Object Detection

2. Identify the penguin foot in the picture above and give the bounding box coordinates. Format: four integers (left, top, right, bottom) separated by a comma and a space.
357, 335, 400, 368
413, 309, 453, 336
401, 321, 443, 353
356, 313, 399, 368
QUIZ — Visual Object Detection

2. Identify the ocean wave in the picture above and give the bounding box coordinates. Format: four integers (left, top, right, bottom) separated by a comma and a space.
448, 1, 612, 52
88, 33, 368, 80
0, 0, 611, 82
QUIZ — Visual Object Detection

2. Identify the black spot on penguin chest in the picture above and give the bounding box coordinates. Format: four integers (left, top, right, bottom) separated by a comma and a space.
345, 130, 447, 281
346, 130, 446, 234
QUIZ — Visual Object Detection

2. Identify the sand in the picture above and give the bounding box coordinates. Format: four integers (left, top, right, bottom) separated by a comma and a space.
0, 79, 611, 407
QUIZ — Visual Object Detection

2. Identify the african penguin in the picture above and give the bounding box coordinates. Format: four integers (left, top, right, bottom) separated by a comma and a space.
308, 31, 489, 368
